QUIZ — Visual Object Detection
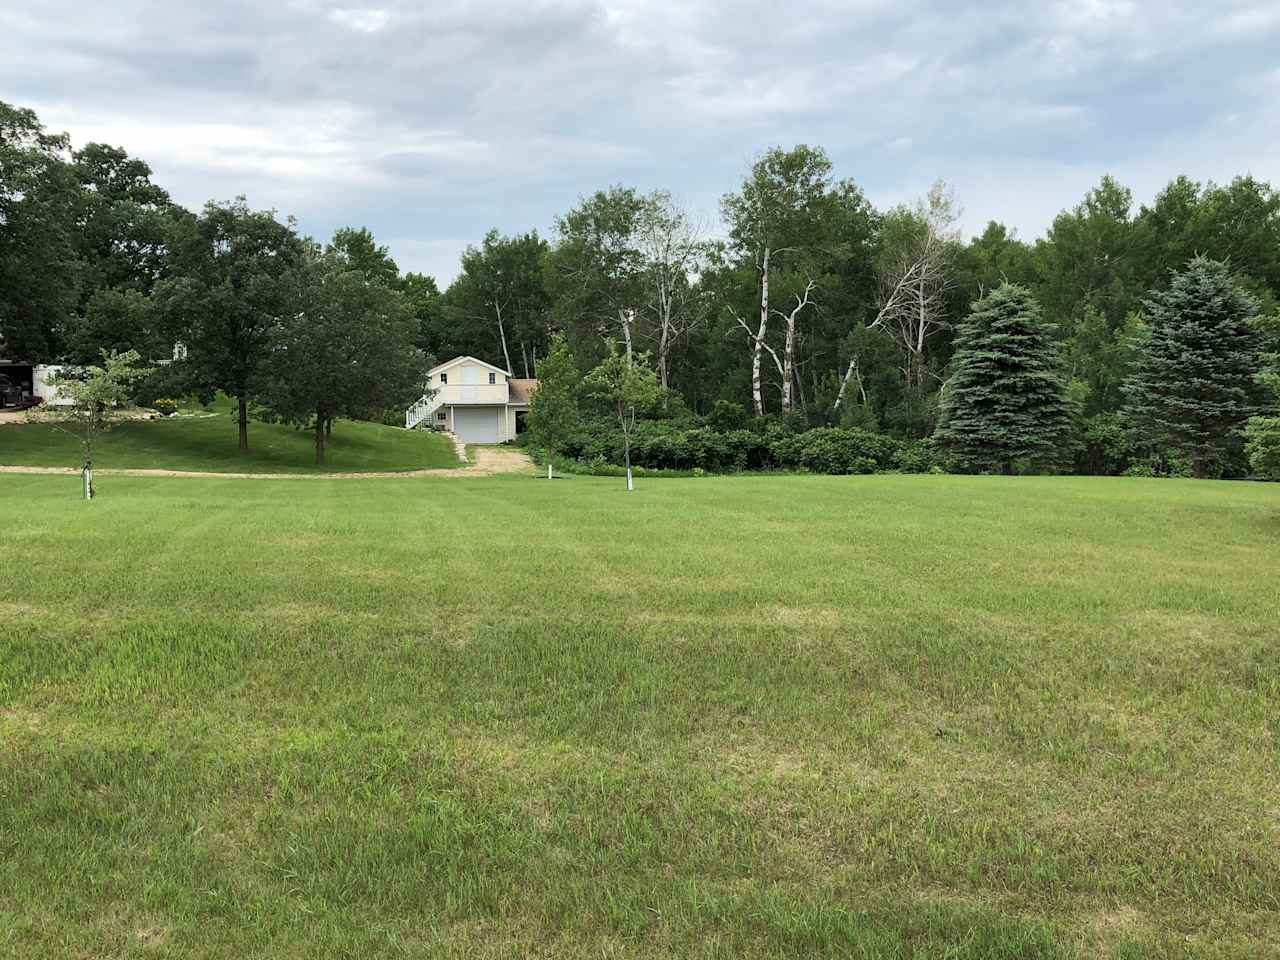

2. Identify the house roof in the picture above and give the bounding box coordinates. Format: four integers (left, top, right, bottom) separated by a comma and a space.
427, 355, 511, 377
508, 378, 539, 405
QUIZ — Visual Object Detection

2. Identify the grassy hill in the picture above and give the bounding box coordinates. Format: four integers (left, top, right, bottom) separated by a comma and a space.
2, 473, 1277, 958
0, 402, 459, 473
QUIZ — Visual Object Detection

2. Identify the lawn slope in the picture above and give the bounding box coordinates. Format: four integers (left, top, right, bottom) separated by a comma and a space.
1, 474, 1277, 958
0, 408, 458, 473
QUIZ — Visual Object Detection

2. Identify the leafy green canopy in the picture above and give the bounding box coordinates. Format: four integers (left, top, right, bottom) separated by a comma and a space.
1124, 257, 1261, 477
936, 283, 1072, 473
527, 331, 580, 470
257, 244, 425, 463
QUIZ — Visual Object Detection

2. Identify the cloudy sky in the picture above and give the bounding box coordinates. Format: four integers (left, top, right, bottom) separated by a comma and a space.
4, 1, 1279, 282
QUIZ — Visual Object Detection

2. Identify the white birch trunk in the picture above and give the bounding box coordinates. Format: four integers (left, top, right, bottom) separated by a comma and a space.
620, 309, 634, 357
750, 247, 770, 417
494, 302, 513, 374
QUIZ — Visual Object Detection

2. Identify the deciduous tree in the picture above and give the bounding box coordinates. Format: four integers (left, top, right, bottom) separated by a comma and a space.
0, 101, 80, 360
449, 229, 549, 376
584, 343, 662, 491
154, 198, 305, 451
260, 245, 425, 464
527, 332, 580, 480
721, 146, 834, 416
34, 349, 146, 499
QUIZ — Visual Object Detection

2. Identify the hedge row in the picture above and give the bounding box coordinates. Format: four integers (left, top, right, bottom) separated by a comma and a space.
556, 421, 937, 474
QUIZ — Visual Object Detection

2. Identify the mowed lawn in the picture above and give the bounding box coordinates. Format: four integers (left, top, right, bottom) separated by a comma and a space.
0, 410, 459, 473
1, 473, 1277, 958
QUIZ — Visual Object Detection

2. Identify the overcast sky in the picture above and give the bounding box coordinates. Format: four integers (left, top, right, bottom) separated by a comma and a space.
4, 1, 1279, 283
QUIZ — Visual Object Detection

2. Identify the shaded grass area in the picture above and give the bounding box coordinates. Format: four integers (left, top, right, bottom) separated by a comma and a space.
1, 474, 1278, 957
0, 407, 458, 473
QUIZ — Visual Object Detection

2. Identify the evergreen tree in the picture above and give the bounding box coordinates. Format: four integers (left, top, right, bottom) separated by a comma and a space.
1124, 257, 1261, 477
1243, 310, 1280, 479
936, 283, 1071, 473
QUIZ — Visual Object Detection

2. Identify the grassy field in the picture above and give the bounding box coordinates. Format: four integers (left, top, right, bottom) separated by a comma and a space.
1, 473, 1277, 958
0, 405, 458, 473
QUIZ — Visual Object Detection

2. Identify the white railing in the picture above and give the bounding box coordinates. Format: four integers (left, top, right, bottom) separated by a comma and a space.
405, 392, 443, 429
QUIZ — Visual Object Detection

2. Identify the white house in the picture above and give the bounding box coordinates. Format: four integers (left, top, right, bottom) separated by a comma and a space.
405, 356, 538, 443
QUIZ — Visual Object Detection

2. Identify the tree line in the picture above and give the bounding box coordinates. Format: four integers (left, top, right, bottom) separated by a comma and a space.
4, 99, 1279, 477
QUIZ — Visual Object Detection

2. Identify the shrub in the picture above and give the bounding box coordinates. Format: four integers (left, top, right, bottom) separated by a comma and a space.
1073, 412, 1135, 475
556, 419, 909, 475
706, 400, 749, 432
892, 439, 939, 473
770, 428, 898, 475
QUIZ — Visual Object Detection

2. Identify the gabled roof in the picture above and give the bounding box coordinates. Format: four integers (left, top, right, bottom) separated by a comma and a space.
427, 355, 511, 377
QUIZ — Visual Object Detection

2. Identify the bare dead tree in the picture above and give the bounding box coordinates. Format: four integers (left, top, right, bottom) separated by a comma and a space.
834, 181, 961, 412
635, 191, 705, 390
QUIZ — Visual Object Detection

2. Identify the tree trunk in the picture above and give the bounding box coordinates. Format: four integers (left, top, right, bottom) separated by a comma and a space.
237, 395, 249, 451
624, 438, 633, 491
82, 462, 93, 500
495, 303, 513, 374
656, 309, 671, 390
781, 309, 796, 414
315, 413, 326, 464
547, 460, 553, 480
619, 309, 634, 357
750, 247, 770, 418
325, 417, 333, 438
520, 340, 531, 378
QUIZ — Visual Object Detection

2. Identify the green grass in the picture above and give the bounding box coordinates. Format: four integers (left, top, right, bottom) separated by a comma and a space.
0, 405, 459, 473
1, 473, 1278, 958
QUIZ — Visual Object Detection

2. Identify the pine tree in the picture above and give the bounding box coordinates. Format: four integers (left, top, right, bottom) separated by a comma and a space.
1125, 257, 1261, 478
936, 283, 1072, 473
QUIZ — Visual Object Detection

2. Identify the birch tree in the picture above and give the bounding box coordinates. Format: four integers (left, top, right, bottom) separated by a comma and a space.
721, 145, 833, 416
635, 191, 705, 389
835, 181, 960, 411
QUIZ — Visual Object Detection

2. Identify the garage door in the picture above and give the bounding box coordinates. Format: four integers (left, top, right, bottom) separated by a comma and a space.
453, 407, 499, 443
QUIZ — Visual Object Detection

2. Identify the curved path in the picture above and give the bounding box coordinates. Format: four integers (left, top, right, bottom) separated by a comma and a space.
0, 445, 535, 481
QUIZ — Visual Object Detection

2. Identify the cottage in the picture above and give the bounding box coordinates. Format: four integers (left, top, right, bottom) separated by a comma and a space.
405, 356, 537, 444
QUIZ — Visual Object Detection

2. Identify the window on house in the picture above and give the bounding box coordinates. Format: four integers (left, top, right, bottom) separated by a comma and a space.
439, 373, 447, 384
488, 372, 496, 384
436, 411, 446, 421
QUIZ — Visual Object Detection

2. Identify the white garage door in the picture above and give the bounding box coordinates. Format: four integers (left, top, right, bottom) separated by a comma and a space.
453, 407, 500, 443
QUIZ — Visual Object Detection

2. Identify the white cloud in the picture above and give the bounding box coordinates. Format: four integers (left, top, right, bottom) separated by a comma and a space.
328, 7, 390, 33
2, 0, 1278, 277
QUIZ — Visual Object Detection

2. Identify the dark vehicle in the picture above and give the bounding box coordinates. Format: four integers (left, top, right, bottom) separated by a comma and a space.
0, 373, 23, 408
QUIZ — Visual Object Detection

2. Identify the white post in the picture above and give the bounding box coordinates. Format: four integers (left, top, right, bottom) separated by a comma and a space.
82, 466, 93, 501
547, 461, 553, 481
626, 467, 634, 492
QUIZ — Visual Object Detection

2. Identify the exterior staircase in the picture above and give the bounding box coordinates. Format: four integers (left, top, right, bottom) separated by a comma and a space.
404, 392, 443, 429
